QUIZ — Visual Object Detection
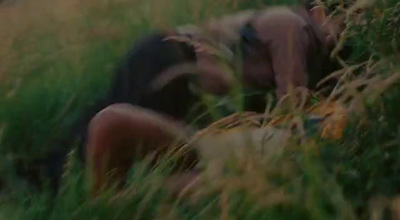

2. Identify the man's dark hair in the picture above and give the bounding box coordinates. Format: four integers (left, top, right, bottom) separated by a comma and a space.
303, 0, 315, 11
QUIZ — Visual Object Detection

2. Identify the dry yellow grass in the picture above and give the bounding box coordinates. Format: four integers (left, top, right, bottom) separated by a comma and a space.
0, 0, 248, 86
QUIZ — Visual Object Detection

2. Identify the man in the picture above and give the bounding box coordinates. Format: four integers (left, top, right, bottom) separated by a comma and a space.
167, 3, 346, 112
35, 3, 346, 196
85, 4, 348, 196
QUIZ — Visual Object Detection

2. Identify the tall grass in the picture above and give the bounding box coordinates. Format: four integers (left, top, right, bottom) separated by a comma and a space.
0, 0, 400, 219
0, 0, 255, 158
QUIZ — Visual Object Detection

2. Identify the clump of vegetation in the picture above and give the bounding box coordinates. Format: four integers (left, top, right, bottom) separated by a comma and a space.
0, 0, 400, 219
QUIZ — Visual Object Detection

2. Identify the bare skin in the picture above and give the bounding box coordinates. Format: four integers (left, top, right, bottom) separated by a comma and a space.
86, 104, 197, 197
175, 6, 345, 101
85, 6, 346, 197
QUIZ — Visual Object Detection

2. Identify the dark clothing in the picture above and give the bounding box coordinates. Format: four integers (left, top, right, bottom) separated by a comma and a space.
19, 6, 340, 194
241, 7, 327, 97
196, 6, 332, 112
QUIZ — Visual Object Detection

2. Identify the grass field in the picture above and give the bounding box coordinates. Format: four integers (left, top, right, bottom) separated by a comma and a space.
0, 0, 400, 219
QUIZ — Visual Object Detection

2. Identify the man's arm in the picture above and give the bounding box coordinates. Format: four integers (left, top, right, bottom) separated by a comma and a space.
269, 24, 310, 99
254, 11, 311, 99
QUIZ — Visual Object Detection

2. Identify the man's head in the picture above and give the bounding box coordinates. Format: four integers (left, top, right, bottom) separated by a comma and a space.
203, 10, 257, 46
150, 31, 235, 97
308, 4, 347, 48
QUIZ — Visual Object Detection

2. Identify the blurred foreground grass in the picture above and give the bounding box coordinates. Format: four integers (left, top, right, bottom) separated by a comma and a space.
0, 0, 400, 219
